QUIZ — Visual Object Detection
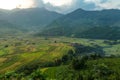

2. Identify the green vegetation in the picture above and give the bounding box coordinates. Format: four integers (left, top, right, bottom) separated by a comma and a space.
1, 8, 120, 80
41, 57, 120, 80
40, 9, 120, 40
0, 36, 120, 79
0, 8, 62, 35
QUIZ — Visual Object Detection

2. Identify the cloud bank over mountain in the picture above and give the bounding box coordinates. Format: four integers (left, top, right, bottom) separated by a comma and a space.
33, 0, 120, 13
0, 0, 120, 13
84, 0, 120, 10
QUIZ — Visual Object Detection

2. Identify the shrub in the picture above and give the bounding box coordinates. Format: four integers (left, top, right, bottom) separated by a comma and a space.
69, 56, 87, 70
29, 70, 45, 80
92, 63, 113, 79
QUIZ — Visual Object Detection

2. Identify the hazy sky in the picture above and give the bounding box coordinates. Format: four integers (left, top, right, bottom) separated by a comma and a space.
0, 0, 120, 13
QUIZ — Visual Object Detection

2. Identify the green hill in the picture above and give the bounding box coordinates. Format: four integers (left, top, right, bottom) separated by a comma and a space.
41, 9, 120, 40
0, 20, 22, 36
0, 8, 63, 31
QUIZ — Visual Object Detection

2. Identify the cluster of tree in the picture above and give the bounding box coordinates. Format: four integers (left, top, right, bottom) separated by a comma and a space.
64, 56, 120, 80
0, 70, 45, 80
69, 56, 87, 70
69, 54, 102, 70
0, 71, 24, 80
71, 43, 104, 56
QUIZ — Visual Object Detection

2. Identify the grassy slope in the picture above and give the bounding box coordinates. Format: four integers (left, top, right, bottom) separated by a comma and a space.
0, 37, 74, 73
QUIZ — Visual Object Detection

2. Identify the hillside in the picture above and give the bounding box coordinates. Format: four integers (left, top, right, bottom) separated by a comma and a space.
0, 8, 63, 31
0, 20, 23, 36
41, 9, 120, 40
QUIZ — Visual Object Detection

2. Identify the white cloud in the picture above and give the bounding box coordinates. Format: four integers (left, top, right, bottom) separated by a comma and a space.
83, 0, 120, 10
38, 0, 76, 13
99, 0, 120, 9
0, 0, 34, 10
43, 0, 73, 7
40, 0, 120, 13
1, 0, 120, 13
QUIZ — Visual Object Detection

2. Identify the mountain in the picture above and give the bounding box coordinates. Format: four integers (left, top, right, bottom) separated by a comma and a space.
0, 8, 63, 31
0, 20, 22, 36
41, 9, 120, 40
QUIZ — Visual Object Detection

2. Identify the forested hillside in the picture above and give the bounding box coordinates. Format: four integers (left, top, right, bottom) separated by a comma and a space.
41, 9, 120, 40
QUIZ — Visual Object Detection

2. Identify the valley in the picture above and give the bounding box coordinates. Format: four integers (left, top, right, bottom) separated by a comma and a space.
0, 8, 120, 80
0, 35, 120, 79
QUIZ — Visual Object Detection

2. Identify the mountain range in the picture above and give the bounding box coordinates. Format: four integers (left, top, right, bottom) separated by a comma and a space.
41, 9, 120, 40
0, 8, 120, 40
0, 8, 62, 32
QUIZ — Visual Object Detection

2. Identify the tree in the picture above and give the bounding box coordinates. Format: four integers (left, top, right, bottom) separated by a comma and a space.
70, 56, 87, 70
92, 63, 113, 79
29, 70, 45, 80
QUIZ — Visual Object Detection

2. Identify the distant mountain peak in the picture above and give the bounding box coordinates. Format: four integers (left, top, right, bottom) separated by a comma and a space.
76, 8, 85, 11
71, 8, 85, 13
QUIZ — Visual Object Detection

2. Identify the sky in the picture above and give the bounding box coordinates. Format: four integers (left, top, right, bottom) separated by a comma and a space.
0, 0, 120, 13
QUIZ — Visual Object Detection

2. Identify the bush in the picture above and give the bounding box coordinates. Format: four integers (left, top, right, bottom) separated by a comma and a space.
69, 56, 87, 70
29, 70, 45, 80
92, 63, 113, 79
89, 53, 101, 60
0, 71, 24, 80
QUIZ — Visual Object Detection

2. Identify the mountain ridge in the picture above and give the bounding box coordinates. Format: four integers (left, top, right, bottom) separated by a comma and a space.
40, 8, 120, 40
0, 8, 63, 32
